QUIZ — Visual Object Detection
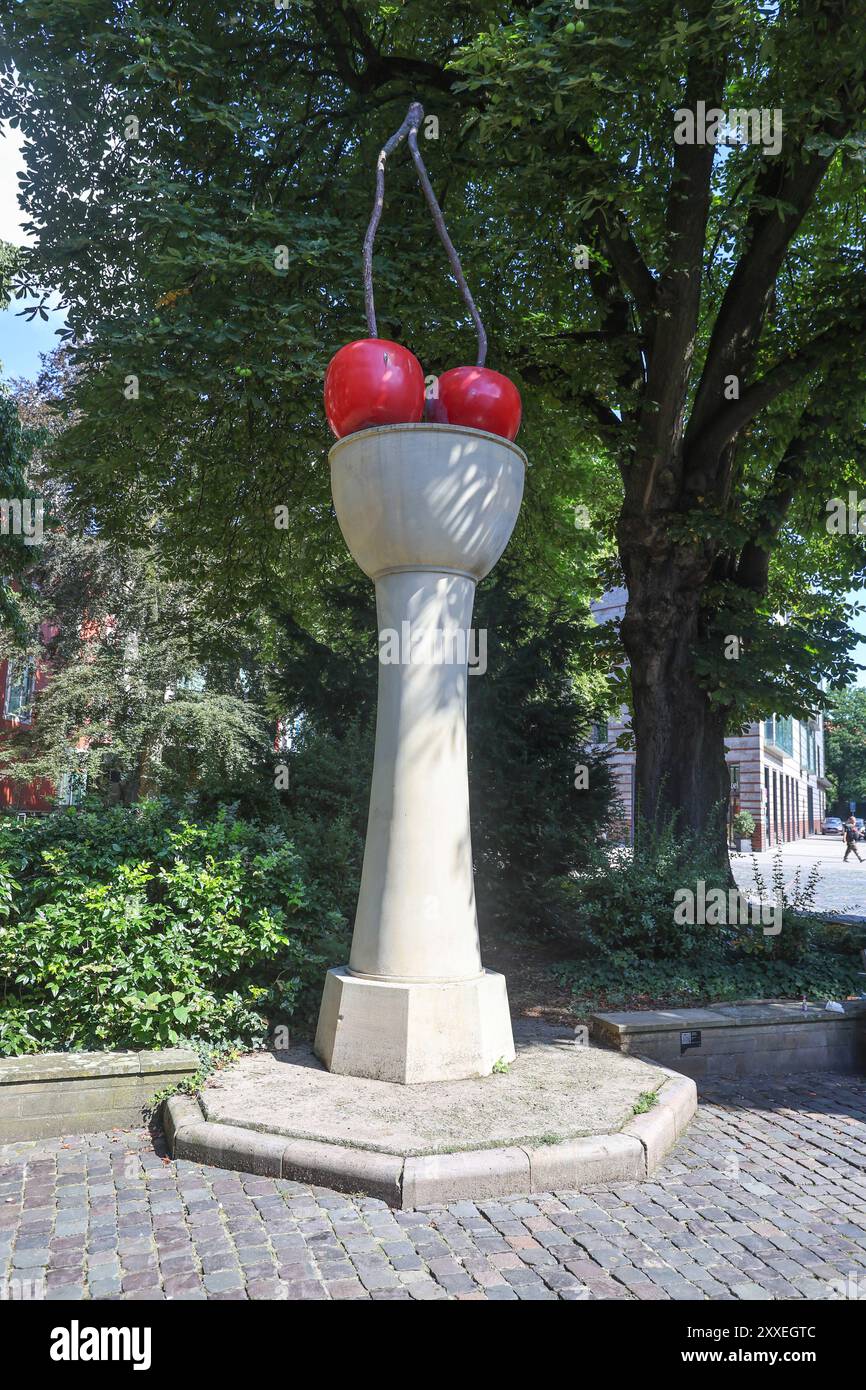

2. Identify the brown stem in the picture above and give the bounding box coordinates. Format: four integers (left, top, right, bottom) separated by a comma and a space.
362, 101, 488, 367
407, 111, 487, 367
362, 103, 422, 337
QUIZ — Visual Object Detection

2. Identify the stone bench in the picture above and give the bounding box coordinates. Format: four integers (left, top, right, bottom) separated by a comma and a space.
0, 1049, 199, 1143
590, 1000, 866, 1084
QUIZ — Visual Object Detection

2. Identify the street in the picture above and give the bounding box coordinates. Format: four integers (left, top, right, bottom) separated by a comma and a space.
732, 834, 866, 920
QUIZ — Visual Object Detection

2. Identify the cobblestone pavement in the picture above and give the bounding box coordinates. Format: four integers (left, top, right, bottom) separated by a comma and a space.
1, 1072, 865, 1301
732, 834, 866, 919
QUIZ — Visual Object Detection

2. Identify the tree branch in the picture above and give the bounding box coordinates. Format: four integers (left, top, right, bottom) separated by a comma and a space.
636, 19, 727, 508
734, 366, 848, 594
691, 313, 866, 459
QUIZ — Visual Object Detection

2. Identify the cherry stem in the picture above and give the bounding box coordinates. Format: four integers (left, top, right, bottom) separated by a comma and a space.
363, 104, 420, 339
407, 114, 488, 369
362, 101, 488, 369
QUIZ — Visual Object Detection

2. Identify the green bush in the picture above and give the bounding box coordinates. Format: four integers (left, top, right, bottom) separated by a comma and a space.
554, 952, 864, 1011
546, 820, 861, 1006
544, 818, 734, 960
732, 810, 755, 838
0, 801, 348, 1056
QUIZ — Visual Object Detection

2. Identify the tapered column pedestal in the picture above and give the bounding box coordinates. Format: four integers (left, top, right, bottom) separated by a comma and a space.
314, 423, 526, 1083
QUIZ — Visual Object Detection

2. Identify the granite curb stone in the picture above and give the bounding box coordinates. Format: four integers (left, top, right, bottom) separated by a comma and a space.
0, 1049, 199, 1144
165, 1070, 696, 1208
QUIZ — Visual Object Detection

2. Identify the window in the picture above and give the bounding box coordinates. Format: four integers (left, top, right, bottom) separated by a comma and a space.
57, 769, 87, 808
807, 723, 818, 774
177, 672, 205, 693
2, 661, 35, 723
591, 719, 609, 745
764, 714, 793, 756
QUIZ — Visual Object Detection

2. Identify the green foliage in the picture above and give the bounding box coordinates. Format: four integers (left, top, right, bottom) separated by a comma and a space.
0, 237, 42, 632
550, 829, 861, 1007
0, 802, 348, 1056
545, 816, 733, 960
1, 2, 619, 643
280, 717, 371, 923
449, 0, 866, 732
747, 851, 824, 962
0, 524, 275, 808
732, 809, 755, 838
555, 952, 864, 1012
0, 393, 39, 637
632, 1091, 658, 1115
825, 686, 866, 808
5, 2, 866, 855
694, 582, 859, 729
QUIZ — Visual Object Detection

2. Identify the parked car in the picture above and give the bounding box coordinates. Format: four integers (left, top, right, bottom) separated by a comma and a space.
856, 819, 866, 840
823, 816, 843, 835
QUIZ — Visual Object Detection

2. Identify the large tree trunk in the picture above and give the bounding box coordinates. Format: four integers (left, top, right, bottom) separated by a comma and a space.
620, 550, 731, 868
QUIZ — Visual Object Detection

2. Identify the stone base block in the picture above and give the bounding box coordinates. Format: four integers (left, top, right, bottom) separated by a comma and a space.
314, 966, 516, 1084
165, 1033, 695, 1207
590, 1000, 866, 1086
0, 1049, 199, 1144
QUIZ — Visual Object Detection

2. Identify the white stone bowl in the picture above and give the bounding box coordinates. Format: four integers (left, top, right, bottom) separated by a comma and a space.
329, 423, 527, 582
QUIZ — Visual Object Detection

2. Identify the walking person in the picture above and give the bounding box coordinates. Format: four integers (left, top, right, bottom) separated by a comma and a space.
842, 814, 863, 863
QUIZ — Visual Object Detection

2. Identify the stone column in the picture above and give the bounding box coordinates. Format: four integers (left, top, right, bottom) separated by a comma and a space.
314, 423, 526, 1083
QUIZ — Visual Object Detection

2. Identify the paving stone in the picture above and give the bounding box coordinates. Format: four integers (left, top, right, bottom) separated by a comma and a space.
203, 1269, 244, 1293
1, 1070, 865, 1301
89, 1276, 123, 1297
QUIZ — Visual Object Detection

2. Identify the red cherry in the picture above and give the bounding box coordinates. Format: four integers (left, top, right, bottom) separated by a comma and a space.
324, 338, 425, 439
428, 366, 522, 442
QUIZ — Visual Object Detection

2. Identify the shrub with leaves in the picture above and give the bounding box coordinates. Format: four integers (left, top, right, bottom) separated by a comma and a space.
0, 802, 347, 1056
732, 810, 755, 839
547, 822, 861, 1006
545, 815, 734, 961
554, 953, 865, 1013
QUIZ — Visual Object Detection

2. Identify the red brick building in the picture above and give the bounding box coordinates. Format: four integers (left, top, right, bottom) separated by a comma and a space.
0, 620, 80, 812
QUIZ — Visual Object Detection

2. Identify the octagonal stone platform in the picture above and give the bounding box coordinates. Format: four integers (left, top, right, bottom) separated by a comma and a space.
164, 1023, 697, 1208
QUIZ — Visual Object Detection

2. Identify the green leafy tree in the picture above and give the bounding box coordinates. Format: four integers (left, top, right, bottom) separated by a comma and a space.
6, 1, 866, 867
825, 686, 866, 808
0, 238, 40, 634
0, 529, 275, 807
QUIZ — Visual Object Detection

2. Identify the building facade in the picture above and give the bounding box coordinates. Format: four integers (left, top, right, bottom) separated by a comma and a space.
0, 618, 87, 813
0, 651, 54, 812
592, 589, 829, 848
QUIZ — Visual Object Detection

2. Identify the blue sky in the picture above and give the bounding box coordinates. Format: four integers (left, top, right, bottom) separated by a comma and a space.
1, 122, 864, 683
0, 301, 59, 381
847, 598, 866, 686
0, 122, 64, 381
